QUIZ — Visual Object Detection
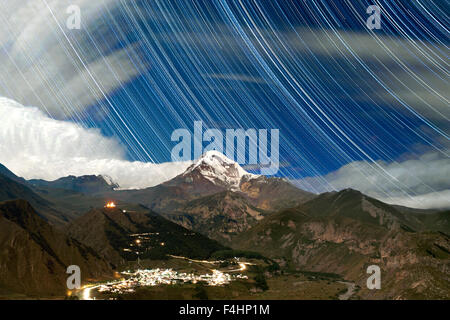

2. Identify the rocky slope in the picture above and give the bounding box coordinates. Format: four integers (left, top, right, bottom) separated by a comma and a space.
239, 175, 314, 210
166, 191, 269, 243
233, 190, 450, 299
0, 200, 113, 297
0, 173, 70, 226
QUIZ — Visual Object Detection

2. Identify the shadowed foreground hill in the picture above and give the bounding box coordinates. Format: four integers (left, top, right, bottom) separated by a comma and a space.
0, 200, 113, 297
66, 207, 227, 267
233, 189, 450, 299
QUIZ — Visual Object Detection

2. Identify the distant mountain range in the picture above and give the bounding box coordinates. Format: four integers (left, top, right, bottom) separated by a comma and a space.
29, 174, 119, 194
0, 173, 70, 226
0, 151, 448, 299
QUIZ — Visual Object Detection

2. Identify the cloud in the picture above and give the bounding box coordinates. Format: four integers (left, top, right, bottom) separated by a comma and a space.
294, 150, 450, 209
0, 0, 148, 119
383, 190, 450, 210
0, 97, 192, 189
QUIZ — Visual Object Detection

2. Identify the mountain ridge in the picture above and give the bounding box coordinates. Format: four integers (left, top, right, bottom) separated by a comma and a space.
0, 172, 70, 226
232, 189, 450, 299
29, 174, 119, 194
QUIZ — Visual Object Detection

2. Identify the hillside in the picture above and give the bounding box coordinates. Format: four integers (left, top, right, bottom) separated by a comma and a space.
233, 190, 450, 299
164, 191, 270, 243
239, 175, 315, 210
0, 163, 27, 185
0, 173, 69, 226
66, 206, 227, 267
0, 200, 113, 297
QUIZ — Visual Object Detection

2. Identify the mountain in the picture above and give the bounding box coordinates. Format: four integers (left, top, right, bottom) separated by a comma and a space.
239, 175, 314, 210
163, 151, 314, 208
65, 206, 227, 267
31, 185, 112, 222
29, 174, 119, 194
99, 151, 313, 212
90, 151, 315, 244
163, 150, 255, 196
0, 200, 113, 297
299, 189, 449, 233
0, 172, 70, 226
165, 191, 269, 243
412, 210, 450, 235
233, 189, 450, 299
298, 189, 425, 230
0, 163, 27, 185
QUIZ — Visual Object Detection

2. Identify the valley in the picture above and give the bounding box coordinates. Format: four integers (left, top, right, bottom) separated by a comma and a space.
72, 255, 351, 301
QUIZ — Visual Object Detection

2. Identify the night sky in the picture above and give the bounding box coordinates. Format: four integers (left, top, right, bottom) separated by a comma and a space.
0, 0, 448, 208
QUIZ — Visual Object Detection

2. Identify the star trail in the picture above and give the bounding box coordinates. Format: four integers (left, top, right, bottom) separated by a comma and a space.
0, 0, 448, 208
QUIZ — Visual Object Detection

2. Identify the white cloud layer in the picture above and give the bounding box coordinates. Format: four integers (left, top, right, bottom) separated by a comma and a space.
0, 97, 192, 189
382, 190, 450, 210
295, 151, 450, 209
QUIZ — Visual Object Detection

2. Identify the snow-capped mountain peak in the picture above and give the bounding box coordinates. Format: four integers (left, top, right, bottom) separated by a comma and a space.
183, 150, 258, 190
